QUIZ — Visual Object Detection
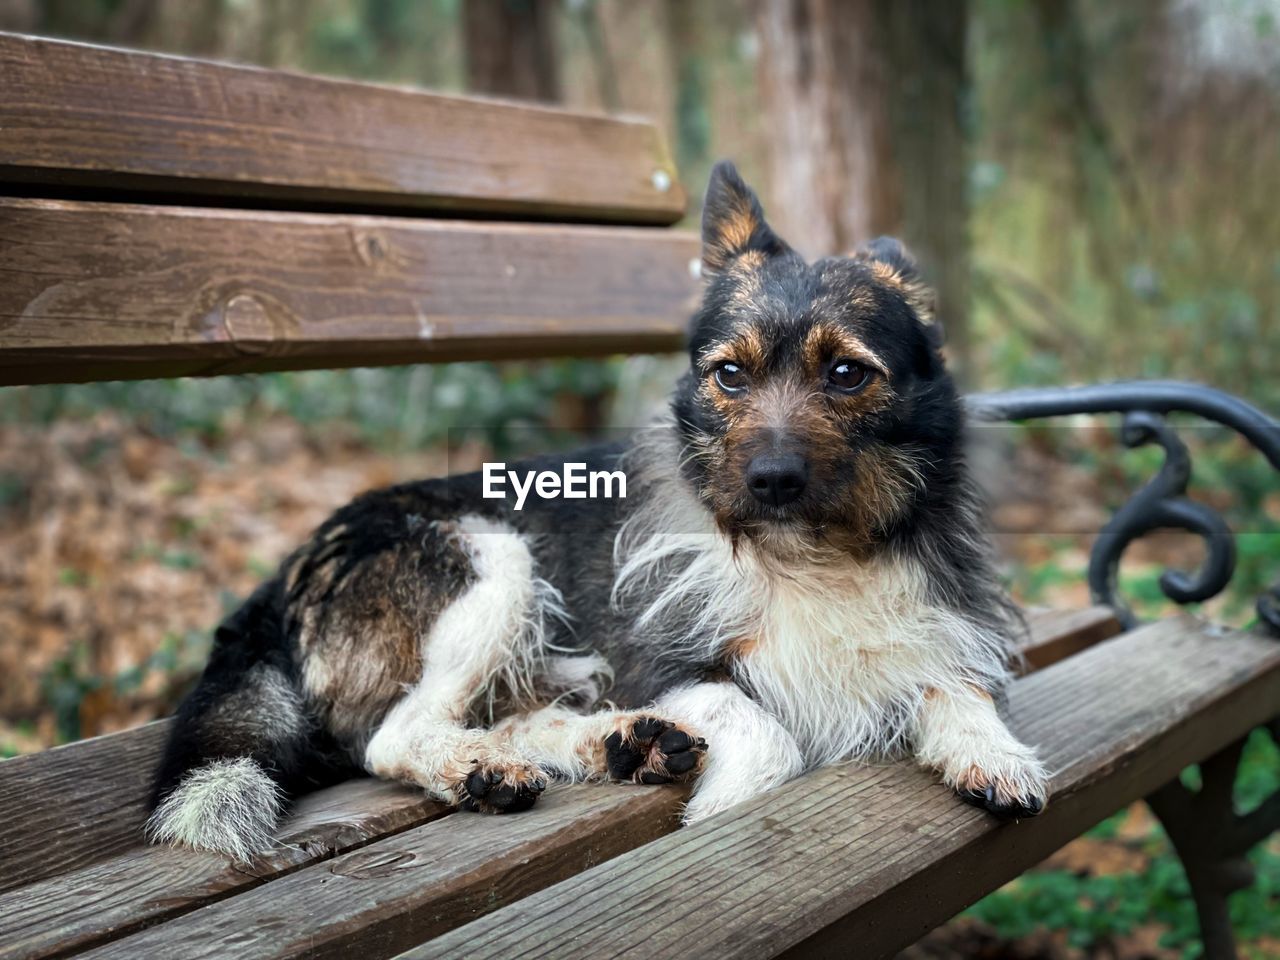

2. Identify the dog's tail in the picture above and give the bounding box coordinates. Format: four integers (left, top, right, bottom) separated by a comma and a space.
146, 582, 343, 861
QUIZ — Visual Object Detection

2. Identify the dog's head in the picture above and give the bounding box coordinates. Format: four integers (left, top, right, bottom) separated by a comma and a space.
672, 162, 962, 551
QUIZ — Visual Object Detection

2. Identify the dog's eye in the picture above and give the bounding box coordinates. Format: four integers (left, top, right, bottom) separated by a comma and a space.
714, 362, 748, 394
828, 359, 872, 393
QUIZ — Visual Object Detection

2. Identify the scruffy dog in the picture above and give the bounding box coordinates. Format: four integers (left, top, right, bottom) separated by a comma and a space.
149, 163, 1048, 860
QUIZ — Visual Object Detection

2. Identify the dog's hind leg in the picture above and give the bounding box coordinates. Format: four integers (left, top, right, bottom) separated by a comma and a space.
363, 515, 558, 813
493, 704, 707, 785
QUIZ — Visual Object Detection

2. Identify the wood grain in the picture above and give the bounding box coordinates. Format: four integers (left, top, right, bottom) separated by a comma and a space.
0, 721, 170, 894
1016, 606, 1121, 672
0, 780, 447, 960
0, 33, 685, 224
78, 784, 687, 960
402, 618, 1280, 960
0, 608, 1112, 957
0, 198, 700, 386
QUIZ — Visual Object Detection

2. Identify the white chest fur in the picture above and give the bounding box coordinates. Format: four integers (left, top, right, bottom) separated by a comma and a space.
616, 521, 1007, 767
734, 558, 971, 765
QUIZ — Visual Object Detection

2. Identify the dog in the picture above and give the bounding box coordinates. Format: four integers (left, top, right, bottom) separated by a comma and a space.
147, 162, 1048, 861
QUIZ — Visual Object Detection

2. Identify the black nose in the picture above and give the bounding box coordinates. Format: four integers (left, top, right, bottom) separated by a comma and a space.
746, 453, 809, 507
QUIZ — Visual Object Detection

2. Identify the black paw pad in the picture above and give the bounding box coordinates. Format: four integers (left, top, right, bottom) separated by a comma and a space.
604, 730, 645, 780
632, 717, 668, 741
665, 750, 700, 775
604, 717, 707, 784
462, 766, 545, 814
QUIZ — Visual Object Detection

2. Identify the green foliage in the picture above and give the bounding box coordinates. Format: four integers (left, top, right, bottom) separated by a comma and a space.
967, 728, 1280, 954
38, 630, 212, 745
969, 2, 1280, 410
0, 359, 624, 457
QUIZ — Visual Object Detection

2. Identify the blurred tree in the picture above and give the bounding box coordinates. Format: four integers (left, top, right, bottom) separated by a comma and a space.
755, 0, 972, 376
0, 0, 37, 31
882, 0, 972, 379
573, 0, 621, 111
664, 0, 712, 179
462, 0, 560, 101
755, 0, 900, 256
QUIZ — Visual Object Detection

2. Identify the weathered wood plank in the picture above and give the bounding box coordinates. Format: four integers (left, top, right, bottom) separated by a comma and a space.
0, 33, 685, 224
0, 780, 447, 960
0, 608, 1111, 958
1016, 606, 1121, 672
0, 721, 169, 895
0, 198, 700, 386
403, 618, 1280, 960
78, 784, 687, 960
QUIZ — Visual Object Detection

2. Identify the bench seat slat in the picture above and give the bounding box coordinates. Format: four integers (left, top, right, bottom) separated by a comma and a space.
75, 786, 686, 960
0, 721, 169, 895
397, 617, 1280, 960
0, 33, 685, 225
0, 781, 446, 960
0, 198, 700, 386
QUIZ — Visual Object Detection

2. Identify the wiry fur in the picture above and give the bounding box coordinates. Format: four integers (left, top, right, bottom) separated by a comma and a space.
146, 757, 283, 862
149, 161, 1046, 861
615, 429, 1015, 766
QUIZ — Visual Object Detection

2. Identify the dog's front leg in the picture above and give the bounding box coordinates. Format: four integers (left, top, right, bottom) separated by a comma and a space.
912, 683, 1048, 818
657, 681, 805, 824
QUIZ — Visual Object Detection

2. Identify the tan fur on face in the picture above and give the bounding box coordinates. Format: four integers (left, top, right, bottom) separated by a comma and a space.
704, 377, 839, 534
701, 326, 768, 379
800, 322, 888, 378
863, 259, 935, 325
689, 339, 918, 548
828, 443, 924, 553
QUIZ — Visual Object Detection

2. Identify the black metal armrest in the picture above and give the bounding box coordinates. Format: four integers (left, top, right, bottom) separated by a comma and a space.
967, 380, 1280, 634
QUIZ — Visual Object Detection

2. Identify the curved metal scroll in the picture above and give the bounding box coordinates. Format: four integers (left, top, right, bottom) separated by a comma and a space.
966, 381, 1280, 633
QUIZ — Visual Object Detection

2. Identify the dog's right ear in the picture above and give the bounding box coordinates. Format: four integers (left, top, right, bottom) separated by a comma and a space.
854, 235, 938, 331
700, 161, 790, 276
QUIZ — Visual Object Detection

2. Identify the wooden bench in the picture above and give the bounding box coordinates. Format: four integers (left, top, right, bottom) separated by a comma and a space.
2, 33, 1278, 960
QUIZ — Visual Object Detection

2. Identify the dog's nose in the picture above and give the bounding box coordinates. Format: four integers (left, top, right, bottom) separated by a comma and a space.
746, 453, 808, 507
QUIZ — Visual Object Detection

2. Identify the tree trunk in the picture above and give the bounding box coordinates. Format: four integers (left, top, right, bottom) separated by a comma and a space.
664, 0, 712, 181
881, 0, 971, 377
755, 0, 973, 377
463, 0, 561, 102
755, 0, 900, 259
0, 0, 38, 32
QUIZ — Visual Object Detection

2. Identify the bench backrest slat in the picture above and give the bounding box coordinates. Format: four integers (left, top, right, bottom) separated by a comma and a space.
0, 199, 699, 386
0, 33, 685, 225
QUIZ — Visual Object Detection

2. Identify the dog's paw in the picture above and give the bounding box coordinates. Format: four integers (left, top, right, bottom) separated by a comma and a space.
460, 761, 547, 814
604, 716, 707, 785
954, 757, 1048, 820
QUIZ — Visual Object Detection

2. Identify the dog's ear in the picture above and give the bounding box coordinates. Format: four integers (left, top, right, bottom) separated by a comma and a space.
701, 161, 790, 276
854, 236, 939, 336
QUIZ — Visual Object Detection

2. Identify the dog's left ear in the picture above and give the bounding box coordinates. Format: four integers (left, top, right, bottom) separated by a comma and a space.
701, 161, 790, 276
854, 236, 940, 337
